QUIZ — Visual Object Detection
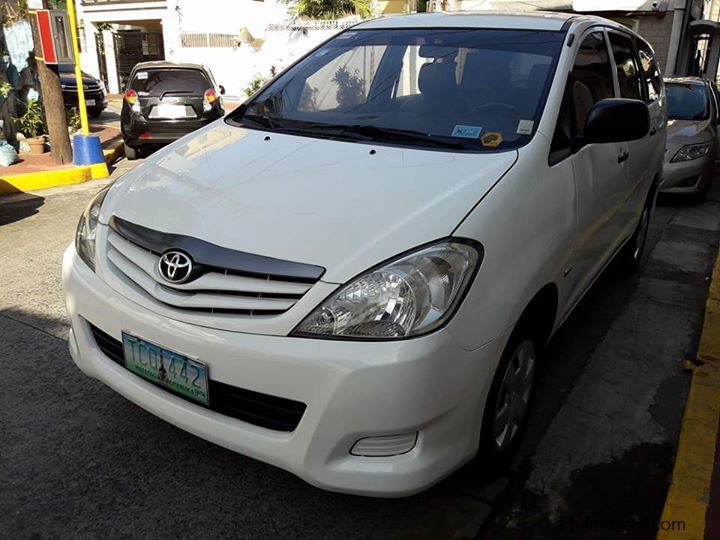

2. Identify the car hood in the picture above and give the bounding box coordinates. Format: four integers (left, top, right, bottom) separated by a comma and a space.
666, 118, 713, 143
102, 122, 517, 283
60, 72, 98, 85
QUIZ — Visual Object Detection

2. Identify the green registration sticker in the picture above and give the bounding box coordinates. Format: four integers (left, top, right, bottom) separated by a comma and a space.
122, 333, 209, 405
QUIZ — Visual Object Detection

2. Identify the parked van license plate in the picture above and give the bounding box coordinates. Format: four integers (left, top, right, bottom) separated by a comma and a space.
122, 333, 209, 405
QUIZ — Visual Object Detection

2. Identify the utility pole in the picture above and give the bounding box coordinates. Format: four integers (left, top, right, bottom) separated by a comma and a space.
28, 0, 73, 164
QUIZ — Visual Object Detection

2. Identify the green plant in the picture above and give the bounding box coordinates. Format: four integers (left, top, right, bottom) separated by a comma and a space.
243, 66, 277, 98
292, 0, 372, 20
66, 107, 81, 133
333, 66, 364, 108
244, 74, 268, 98
0, 82, 12, 99
14, 99, 47, 138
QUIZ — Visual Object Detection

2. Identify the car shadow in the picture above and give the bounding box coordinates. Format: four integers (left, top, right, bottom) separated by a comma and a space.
90, 109, 121, 127
0, 183, 45, 226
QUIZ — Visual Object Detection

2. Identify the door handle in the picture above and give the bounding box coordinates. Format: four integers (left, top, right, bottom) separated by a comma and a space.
649, 127, 657, 136
618, 150, 629, 163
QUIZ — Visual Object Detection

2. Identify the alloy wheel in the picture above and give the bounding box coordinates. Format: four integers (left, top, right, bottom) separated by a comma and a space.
493, 339, 536, 452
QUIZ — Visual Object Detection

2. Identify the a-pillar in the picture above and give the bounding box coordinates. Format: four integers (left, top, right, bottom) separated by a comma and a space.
704, 34, 720, 82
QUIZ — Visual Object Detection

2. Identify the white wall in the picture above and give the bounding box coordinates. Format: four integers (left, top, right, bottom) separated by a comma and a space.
165, 0, 346, 97
75, 0, 355, 96
168, 28, 341, 98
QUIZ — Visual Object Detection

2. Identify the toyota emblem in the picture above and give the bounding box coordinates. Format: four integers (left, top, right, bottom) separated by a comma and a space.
158, 250, 193, 284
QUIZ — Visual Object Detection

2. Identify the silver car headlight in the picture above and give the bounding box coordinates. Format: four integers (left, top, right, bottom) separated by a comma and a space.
75, 186, 111, 271
292, 240, 482, 340
670, 142, 712, 162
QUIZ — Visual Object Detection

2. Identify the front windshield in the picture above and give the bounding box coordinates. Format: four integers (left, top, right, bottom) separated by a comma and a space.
228, 28, 565, 151
666, 83, 710, 121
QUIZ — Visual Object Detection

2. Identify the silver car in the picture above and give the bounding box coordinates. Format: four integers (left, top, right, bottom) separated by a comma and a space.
663, 77, 719, 197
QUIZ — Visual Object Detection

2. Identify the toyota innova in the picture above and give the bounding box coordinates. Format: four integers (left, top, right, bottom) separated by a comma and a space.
63, 12, 666, 496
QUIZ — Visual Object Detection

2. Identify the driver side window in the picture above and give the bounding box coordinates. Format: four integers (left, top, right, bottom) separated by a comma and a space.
550, 31, 615, 163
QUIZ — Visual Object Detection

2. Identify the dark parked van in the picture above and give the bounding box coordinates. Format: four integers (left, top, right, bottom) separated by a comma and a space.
59, 64, 108, 118
120, 62, 225, 159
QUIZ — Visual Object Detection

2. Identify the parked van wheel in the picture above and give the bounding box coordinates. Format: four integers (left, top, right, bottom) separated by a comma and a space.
124, 143, 138, 161
479, 329, 538, 462
617, 202, 651, 274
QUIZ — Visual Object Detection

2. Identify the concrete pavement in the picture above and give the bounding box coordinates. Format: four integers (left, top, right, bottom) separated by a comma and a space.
0, 160, 718, 538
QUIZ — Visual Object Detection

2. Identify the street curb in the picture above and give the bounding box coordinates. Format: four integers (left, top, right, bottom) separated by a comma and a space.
102, 139, 125, 168
658, 244, 720, 540
0, 140, 123, 196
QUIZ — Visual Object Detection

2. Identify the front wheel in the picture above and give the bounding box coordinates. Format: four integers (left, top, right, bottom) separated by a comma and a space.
616, 203, 651, 274
479, 332, 538, 461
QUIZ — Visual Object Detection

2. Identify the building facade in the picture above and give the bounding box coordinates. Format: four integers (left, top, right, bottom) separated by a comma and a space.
75, 0, 407, 97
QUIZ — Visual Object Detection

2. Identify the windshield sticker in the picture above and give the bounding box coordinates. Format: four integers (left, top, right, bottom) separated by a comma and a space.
481, 132, 503, 148
451, 125, 482, 139
136, 71, 148, 80
516, 119, 534, 135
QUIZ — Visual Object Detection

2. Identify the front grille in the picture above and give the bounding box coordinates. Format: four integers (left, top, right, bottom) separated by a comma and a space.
89, 324, 307, 432
104, 217, 322, 317
63, 83, 102, 93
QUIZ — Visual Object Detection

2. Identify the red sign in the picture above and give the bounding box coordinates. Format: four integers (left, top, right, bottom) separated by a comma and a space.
36, 10, 56, 63
34, 10, 74, 65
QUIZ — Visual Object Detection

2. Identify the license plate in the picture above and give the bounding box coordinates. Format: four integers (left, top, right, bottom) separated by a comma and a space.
154, 103, 190, 119
86, 99, 96, 106
122, 333, 209, 405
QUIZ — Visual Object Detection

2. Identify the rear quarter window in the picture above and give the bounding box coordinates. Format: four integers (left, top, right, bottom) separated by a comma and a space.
130, 69, 211, 96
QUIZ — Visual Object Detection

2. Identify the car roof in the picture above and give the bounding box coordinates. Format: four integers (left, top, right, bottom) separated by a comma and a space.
132, 61, 208, 72
357, 11, 627, 31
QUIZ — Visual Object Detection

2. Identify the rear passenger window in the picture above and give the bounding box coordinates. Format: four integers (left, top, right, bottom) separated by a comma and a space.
636, 40, 662, 103
608, 32, 643, 101
130, 69, 211, 96
550, 31, 614, 162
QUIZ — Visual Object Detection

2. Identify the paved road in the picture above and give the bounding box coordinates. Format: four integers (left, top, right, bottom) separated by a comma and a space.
1, 158, 718, 539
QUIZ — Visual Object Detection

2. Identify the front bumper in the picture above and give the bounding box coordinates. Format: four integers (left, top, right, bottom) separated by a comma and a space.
62, 244, 507, 496
63, 92, 108, 110
661, 154, 713, 194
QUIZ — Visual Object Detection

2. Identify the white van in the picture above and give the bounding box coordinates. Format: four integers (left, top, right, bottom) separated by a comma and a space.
63, 12, 666, 496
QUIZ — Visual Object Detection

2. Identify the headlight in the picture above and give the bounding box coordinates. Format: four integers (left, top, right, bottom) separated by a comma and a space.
96, 79, 107, 94
75, 186, 111, 271
671, 143, 712, 162
292, 240, 482, 340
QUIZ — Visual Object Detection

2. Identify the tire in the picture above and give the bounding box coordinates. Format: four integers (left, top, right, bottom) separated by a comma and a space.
124, 142, 138, 161
479, 328, 538, 463
88, 108, 103, 119
616, 201, 652, 274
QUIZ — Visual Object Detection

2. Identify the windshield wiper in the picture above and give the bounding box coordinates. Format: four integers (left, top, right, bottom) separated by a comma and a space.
241, 113, 283, 130
236, 116, 473, 150
337, 125, 472, 149
295, 123, 472, 150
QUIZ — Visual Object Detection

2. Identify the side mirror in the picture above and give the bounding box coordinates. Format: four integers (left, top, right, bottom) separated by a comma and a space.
219, 85, 226, 95
584, 98, 649, 144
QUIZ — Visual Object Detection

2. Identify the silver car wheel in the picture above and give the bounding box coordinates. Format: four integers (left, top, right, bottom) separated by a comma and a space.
493, 339, 536, 452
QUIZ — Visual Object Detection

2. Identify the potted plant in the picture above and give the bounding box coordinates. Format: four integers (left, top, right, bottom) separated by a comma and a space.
15, 99, 47, 155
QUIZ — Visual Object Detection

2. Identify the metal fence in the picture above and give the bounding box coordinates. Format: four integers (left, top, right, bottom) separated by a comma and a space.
180, 32, 237, 48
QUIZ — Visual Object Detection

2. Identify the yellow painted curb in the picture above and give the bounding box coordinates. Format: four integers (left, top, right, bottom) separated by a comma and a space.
102, 139, 125, 166
658, 246, 720, 540
0, 162, 109, 195
0, 139, 124, 196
